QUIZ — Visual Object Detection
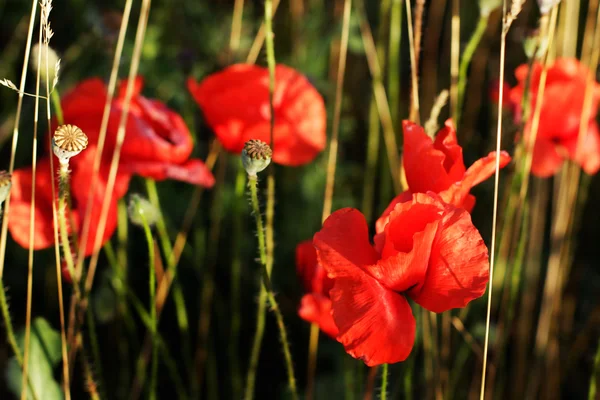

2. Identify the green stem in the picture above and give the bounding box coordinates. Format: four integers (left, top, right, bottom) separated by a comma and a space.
230, 164, 246, 400
246, 176, 297, 400
85, 306, 105, 399
0, 279, 39, 400
589, 338, 600, 399
58, 163, 76, 281
244, 289, 267, 400
456, 14, 489, 126
51, 89, 64, 125
144, 179, 190, 361
380, 363, 389, 400
388, 0, 402, 127
138, 210, 157, 400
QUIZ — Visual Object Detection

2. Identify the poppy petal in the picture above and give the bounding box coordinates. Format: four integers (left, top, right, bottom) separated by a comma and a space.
314, 208, 415, 365
329, 270, 416, 366
439, 150, 511, 207
563, 121, 600, 175
370, 197, 441, 293
8, 159, 61, 250
188, 64, 327, 166
122, 159, 215, 187
375, 191, 413, 235
408, 203, 489, 313
298, 293, 339, 339
530, 137, 566, 177
403, 121, 456, 193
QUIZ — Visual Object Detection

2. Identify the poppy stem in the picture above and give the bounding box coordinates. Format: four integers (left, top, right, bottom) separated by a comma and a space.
0, 279, 39, 399
137, 210, 158, 400
380, 363, 389, 400
230, 164, 246, 400
246, 175, 298, 400
456, 14, 489, 127
57, 161, 79, 296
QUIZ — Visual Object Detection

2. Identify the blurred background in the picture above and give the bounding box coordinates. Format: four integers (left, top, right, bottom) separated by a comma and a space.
0, 0, 599, 399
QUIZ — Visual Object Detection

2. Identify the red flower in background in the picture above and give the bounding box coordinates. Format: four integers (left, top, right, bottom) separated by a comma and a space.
295, 240, 338, 338
376, 120, 511, 232
8, 77, 215, 256
8, 151, 123, 256
60, 78, 216, 186
509, 58, 600, 177
187, 64, 327, 166
314, 193, 489, 366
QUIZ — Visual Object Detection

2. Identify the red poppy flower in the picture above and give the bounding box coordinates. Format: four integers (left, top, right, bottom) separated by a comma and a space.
8, 77, 215, 257
295, 240, 338, 338
58, 77, 215, 187
314, 193, 489, 366
8, 150, 123, 256
509, 58, 600, 177
376, 120, 511, 233
187, 64, 327, 166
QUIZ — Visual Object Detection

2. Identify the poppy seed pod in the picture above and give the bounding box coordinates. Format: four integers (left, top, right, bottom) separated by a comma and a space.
53, 124, 88, 164
242, 139, 272, 177
537, 0, 561, 14
30, 43, 60, 84
128, 194, 160, 228
0, 171, 12, 205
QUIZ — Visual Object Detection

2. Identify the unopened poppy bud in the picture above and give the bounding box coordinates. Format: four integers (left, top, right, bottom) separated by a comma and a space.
537, 0, 560, 15
30, 43, 60, 83
53, 124, 88, 164
242, 139, 272, 177
0, 171, 11, 205
479, 0, 502, 17
128, 194, 160, 227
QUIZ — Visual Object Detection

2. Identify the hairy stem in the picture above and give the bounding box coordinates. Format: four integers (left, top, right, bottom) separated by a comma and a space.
247, 176, 297, 400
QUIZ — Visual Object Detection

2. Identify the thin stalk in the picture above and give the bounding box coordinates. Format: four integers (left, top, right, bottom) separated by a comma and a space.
84, 0, 151, 298
0, 0, 38, 279
380, 363, 388, 400
58, 162, 77, 288
310, 0, 351, 395
388, 0, 402, 127
244, 289, 268, 400
145, 179, 191, 368
85, 306, 104, 399
450, 0, 460, 122
479, 21, 505, 400
138, 210, 157, 400
44, 38, 70, 400
75, 0, 133, 276
361, 0, 390, 221
356, 0, 402, 192
192, 156, 226, 397
405, 0, 421, 123
306, 323, 320, 400
81, 347, 100, 400
229, 0, 245, 57
456, 14, 489, 126
247, 175, 297, 400
321, 0, 351, 222
0, 281, 38, 399
229, 164, 246, 400
21, 12, 44, 399
589, 339, 600, 399
51, 89, 63, 125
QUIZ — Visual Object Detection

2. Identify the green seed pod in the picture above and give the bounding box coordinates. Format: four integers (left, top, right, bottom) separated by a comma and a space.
53, 124, 88, 164
128, 194, 160, 228
242, 139, 272, 177
30, 43, 60, 84
479, 0, 502, 17
0, 171, 12, 205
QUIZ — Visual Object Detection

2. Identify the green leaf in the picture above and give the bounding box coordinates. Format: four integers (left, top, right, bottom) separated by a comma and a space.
5, 317, 64, 400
